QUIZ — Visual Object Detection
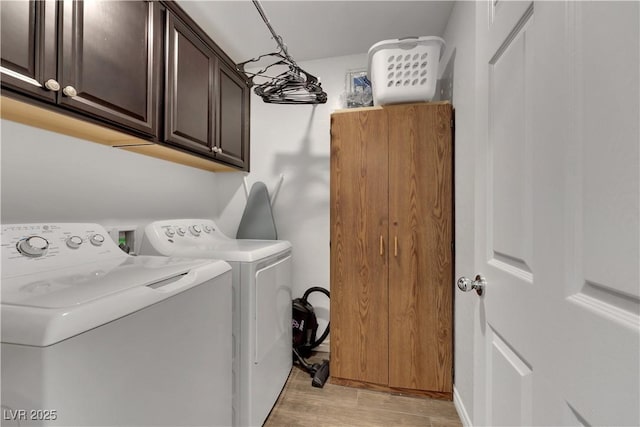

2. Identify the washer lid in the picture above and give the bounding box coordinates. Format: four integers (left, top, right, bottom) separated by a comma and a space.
1, 256, 231, 346
1, 256, 218, 308
174, 239, 292, 262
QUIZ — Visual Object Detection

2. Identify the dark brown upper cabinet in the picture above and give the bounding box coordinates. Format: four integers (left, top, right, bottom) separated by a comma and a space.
0, 0, 57, 103
216, 63, 250, 169
165, 11, 250, 170
165, 12, 217, 157
0, 0, 161, 138
58, 1, 161, 137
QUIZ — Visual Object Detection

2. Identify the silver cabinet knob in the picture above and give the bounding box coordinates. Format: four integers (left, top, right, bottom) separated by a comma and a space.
211, 147, 220, 154
457, 274, 486, 296
44, 79, 61, 91
217, 147, 223, 154
62, 86, 78, 97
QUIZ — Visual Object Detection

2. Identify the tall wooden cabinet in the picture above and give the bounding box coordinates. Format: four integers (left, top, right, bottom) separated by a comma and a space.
330, 102, 453, 399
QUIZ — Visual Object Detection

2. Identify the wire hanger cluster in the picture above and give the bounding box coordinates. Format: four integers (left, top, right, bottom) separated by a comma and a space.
237, 1, 327, 105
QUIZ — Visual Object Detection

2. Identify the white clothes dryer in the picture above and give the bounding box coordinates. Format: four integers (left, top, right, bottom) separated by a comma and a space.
1, 223, 232, 427
140, 219, 292, 427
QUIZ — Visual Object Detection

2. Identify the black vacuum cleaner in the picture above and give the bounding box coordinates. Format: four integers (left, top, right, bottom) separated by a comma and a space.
292, 286, 330, 388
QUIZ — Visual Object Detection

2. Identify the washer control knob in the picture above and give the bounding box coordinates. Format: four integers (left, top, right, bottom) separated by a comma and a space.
189, 225, 202, 236
164, 227, 176, 238
66, 235, 83, 249
17, 236, 49, 257
203, 225, 212, 233
176, 227, 186, 236
89, 234, 105, 246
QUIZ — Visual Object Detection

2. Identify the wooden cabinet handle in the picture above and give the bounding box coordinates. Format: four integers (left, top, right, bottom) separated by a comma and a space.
394, 236, 398, 257
380, 235, 384, 256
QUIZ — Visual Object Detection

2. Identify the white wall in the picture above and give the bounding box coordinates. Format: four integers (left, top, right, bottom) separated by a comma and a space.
0, 119, 219, 246
215, 53, 369, 343
439, 1, 477, 425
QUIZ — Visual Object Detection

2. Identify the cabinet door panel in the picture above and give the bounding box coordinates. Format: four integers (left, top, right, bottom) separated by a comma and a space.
388, 104, 453, 392
165, 13, 215, 156
330, 109, 389, 385
59, 0, 159, 136
0, 0, 56, 102
216, 64, 249, 169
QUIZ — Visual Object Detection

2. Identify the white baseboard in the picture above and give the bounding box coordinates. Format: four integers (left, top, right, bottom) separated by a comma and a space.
454, 386, 472, 427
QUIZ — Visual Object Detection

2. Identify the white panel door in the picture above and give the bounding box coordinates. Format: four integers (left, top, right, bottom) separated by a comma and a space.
471, 1, 639, 425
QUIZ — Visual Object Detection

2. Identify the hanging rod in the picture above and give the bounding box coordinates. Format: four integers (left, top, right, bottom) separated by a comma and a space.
252, 0, 294, 63
238, 0, 328, 104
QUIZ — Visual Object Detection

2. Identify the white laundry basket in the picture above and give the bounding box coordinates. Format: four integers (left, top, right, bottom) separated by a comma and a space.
367, 36, 445, 106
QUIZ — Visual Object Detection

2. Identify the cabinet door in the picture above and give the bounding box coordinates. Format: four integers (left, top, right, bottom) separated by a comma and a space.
0, 0, 57, 102
388, 103, 453, 393
215, 63, 249, 170
330, 109, 389, 386
58, 0, 160, 137
164, 12, 217, 156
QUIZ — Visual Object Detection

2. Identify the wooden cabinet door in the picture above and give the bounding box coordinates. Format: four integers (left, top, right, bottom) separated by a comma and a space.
58, 0, 160, 137
215, 63, 249, 170
164, 11, 217, 157
0, 0, 57, 102
330, 109, 389, 385
388, 103, 453, 393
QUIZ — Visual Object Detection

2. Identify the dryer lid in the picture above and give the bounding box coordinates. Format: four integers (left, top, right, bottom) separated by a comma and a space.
176, 239, 292, 262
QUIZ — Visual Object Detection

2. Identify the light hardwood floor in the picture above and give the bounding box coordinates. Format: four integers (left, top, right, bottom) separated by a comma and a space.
264, 353, 462, 427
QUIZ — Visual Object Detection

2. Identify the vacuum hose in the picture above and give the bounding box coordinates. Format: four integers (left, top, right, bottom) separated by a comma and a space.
301, 286, 330, 350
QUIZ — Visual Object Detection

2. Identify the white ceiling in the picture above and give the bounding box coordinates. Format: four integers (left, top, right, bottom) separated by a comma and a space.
177, 1, 455, 65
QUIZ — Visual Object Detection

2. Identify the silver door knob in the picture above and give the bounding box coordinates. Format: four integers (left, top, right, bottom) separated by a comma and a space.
457, 274, 486, 296
44, 79, 60, 91
62, 86, 78, 97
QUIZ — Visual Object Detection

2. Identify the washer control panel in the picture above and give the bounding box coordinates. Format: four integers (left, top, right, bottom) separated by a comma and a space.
1, 223, 124, 278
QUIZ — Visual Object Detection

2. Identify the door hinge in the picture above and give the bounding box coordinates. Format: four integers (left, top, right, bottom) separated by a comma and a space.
450, 118, 455, 129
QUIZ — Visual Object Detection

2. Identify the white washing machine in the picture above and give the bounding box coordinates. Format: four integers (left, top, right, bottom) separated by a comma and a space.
0, 223, 233, 427
140, 219, 292, 427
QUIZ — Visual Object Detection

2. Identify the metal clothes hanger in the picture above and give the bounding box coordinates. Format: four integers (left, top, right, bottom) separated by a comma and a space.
236, 1, 328, 105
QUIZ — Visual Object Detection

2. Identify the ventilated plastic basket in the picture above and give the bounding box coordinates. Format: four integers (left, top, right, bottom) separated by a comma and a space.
367, 36, 445, 106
